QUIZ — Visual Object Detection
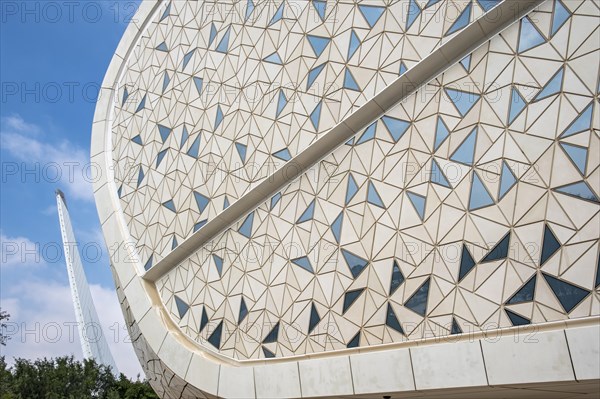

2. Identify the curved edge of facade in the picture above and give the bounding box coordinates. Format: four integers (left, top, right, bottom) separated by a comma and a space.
91, 1, 600, 397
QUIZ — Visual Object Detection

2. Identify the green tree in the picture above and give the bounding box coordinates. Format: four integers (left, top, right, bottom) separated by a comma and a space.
0, 356, 158, 399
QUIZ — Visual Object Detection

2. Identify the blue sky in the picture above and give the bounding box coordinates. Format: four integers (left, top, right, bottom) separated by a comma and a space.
1, 0, 142, 378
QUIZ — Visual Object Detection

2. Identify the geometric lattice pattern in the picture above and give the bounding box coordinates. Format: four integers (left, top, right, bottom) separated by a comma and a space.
112, 0, 599, 361
112, 0, 490, 265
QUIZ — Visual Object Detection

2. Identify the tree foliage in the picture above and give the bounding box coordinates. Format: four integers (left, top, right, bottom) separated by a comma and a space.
0, 355, 158, 399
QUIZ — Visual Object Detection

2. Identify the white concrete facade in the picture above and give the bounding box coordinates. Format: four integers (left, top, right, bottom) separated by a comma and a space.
92, 0, 600, 397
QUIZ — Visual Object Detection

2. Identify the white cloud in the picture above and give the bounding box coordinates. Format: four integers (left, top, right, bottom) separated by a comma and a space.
1, 279, 144, 379
0, 233, 45, 268
0, 115, 94, 202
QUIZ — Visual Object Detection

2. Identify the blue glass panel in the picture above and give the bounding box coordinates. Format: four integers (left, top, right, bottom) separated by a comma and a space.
215, 105, 224, 129
343, 288, 364, 313
122, 87, 129, 106
163, 199, 176, 212
482, 232, 510, 262
213, 254, 223, 276
477, 0, 499, 12
156, 149, 167, 167
216, 27, 231, 53
171, 236, 178, 250
555, 181, 599, 202
160, 2, 171, 21
187, 136, 201, 158
445, 3, 471, 36
262, 347, 275, 358
276, 90, 288, 117
381, 116, 410, 142
458, 245, 475, 281
174, 295, 189, 318
199, 307, 209, 331
389, 260, 404, 295
308, 303, 320, 333
162, 71, 170, 93
348, 30, 360, 60
346, 174, 359, 205
404, 278, 430, 316
263, 322, 279, 343
543, 273, 589, 313
223, 197, 230, 209
343, 68, 360, 91
386, 303, 404, 333
508, 87, 527, 124
347, 332, 360, 348
460, 54, 471, 71
310, 101, 322, 130
560, 143, 587, 174
180, 125, 189, 149
208, 24, 217, 46
135, 94, 146, 113
193, 77, 203, 95
238, 212, 255, 238
292, 256, 314, 274
399, 62, 407, 75
407, 192, 426, 220
307, 35, 330, 57
434, 116, 450, 151
331, 212, 343, 244
194, 219, 208, 232
158, 124, 171, 143
560, 103, 593, 138
264, 52, 282, 64
131, 134, 143, 145
312, 0, 327, 21
505, 309, 530, 326
341, 249, 368, 278
450, 127, 477, 165
269, 2, 284, 26
238, 298, 248, 324
469, 172, 494, 211
541, 224, 561, 265
596, 254, 600, 288
507, 275, 536, 304
431, 159, 451, 188
367, 181, 385, 208
207, 321, 223, 349
356, 122, 377, 145
156, 42, 168, 52
236, 142, 247, 163
194, 191, 210, 214
137, 166, 144, 187
273, 148, 291, 161
425, 0, 441, 7
499, 161, 517, 200
270, 192, 282, 209
182, 49, 195, 70
358, 4, 385, 28
451, 318, 462, 334
307, 63, 326, 89
534, 67, 563, 101
445, 88, 481, 117
143, 254, 153, 271
518, 17, 546, 53
117, 184, 123, 198
406, 0, 421, 30
245, 0, 255, 21
297, 200, 315, 223
551, 0, 570, 36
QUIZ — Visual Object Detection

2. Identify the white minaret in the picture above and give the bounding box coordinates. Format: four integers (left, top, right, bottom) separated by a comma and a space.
55, 190, 118, 374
